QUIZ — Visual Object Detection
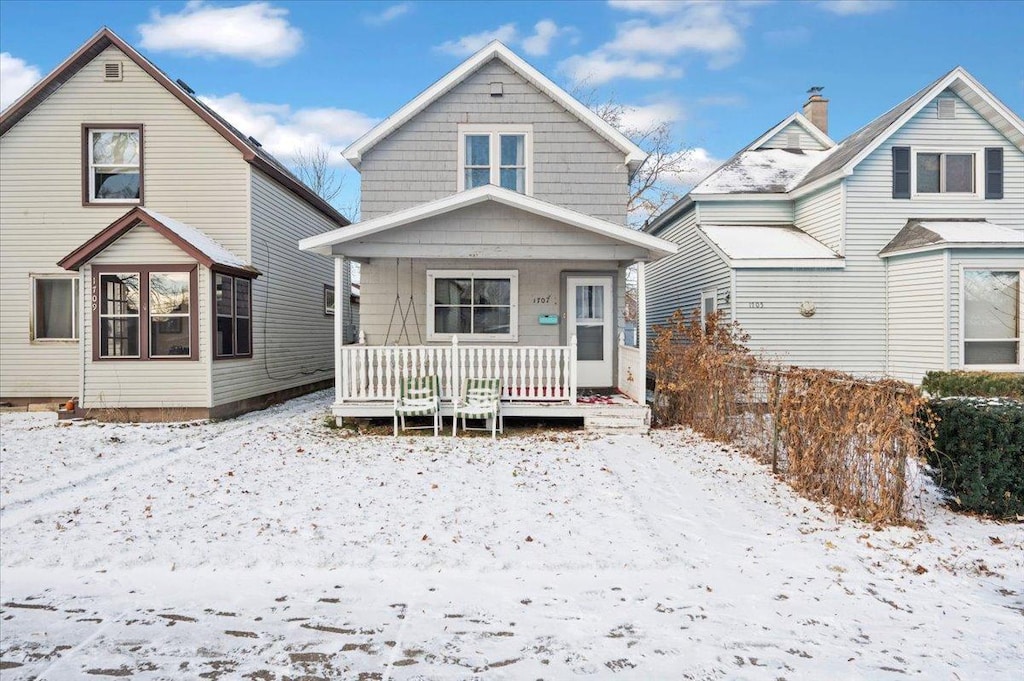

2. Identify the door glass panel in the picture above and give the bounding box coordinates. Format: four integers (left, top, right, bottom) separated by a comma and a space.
577, 325, 604, 361
575, 285, 604, 321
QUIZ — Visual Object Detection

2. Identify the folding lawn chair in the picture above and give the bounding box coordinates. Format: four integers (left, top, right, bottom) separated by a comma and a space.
451, 377, 503, 440
393, 375, 441, 436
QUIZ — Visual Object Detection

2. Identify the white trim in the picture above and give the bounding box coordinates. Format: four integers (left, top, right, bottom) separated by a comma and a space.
636, 260, 647, 390
958, 265, 1024, 371
426, 269, 519, 343
456, 124, 533, 195
749, 112, 836, 151
838, 179, 847, 257
298, 185, 678, 259
343, 41, 647, 171
729, 270, 737, 323
567, 274, 614, 387
688, 192, 793, 202
879, 242, 1024, 259
334, 257, 344, 404
943, 249, 951, 370
29, 274, 80, 342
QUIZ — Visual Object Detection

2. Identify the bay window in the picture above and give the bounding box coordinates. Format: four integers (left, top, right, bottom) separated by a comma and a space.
457, 125, 531, 194
215, 273, 253, 359
963, 269, 1021, 367
84, 126, 142, 204
427, 270, 518, 342
32, 276, 79, 341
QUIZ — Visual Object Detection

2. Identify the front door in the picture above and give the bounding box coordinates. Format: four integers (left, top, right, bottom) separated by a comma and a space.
567, 275, 614, 387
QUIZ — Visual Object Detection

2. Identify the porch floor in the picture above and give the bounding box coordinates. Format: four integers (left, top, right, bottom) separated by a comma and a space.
333, 393, 650, 432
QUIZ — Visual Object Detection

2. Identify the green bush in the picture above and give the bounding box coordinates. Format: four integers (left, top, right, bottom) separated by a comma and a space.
922, 371, 1024, 400
922, 397, 1024, 517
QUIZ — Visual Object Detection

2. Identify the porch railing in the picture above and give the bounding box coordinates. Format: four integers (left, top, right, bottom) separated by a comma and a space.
339, 335, 577, 404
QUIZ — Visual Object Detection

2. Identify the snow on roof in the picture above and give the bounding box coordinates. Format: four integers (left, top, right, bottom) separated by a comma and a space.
692, 148, 836, 195
700, 224, 842, 265
139, 208, 249, 269
880, 219, 1024, 256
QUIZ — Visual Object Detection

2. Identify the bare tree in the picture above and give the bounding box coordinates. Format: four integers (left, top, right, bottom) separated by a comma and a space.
293, 146, 345, 203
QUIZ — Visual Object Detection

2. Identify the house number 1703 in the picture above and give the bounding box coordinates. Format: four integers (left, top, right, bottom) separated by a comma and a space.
747, 301, 764, 309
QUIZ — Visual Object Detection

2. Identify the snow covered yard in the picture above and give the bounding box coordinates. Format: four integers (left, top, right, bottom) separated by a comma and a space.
1, 391, 1021, 680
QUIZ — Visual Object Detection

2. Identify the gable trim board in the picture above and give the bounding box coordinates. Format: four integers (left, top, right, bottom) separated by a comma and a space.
0, 27, 348, 230
697, 224, 845, 269
299, 185, 678, 260
343, 41, 647, 174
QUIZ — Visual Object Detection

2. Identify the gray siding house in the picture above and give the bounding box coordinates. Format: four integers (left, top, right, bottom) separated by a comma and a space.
0, 28, 351, 418
299, 42, 677, 428
645, 68, 1023, 383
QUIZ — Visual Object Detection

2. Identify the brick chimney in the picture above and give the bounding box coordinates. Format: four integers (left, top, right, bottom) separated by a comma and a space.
803, 86, 828, 135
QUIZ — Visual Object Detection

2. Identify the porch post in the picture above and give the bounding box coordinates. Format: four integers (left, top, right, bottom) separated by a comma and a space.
334, 256, 345, 404
637, 260, 647, 401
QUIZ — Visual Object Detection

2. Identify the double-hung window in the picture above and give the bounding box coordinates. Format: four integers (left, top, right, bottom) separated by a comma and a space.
427, 270, 518, 342
32, 276, 79, 341
963, 269, 1022, 368
457, 125, 531, 194
84, 126, 142, 204
215, 274, 253, 359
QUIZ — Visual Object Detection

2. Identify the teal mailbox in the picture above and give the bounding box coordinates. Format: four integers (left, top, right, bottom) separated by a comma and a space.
538, 314, 559, 325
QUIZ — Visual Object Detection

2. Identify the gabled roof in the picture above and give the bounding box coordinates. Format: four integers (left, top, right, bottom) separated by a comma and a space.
298, 185, 677, 259
0, 27, 348, 229
698, 224, 844, 269
59, 207, 260, 277
691, 148, 836, 195
748, 112, 835, 151
879, 219, 1024, 257
343, 41, 648, 173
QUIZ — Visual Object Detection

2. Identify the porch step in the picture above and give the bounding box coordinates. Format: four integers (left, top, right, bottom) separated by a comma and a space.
583, 405, 651, 433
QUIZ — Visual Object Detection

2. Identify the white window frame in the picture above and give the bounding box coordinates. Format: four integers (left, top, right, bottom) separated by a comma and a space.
426, 269, 519, 342
910, 147, 983, 199
959, 266, 1023, 371
87, 127, 141, 204
456, 124, 533, 195
30, 274, 79, 342
700, 289, 717, 332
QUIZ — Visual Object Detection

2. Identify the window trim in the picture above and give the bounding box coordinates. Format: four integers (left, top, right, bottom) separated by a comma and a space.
959, 265, 1023, 371
456, 124, 533, 195
909, 147, 983, 199
324, 284, 335, 317
82, 124, 144, 206
426, 269, 519, 343
212, 271, 255, 360
30, 274, 80, 343
91, 264, 198, 361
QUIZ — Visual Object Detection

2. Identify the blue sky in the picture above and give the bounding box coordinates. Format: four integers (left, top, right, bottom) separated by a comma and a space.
1, 0, 1021, 211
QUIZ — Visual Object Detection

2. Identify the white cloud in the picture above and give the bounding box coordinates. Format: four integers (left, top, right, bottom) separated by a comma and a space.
435, 23, 518, 57
607, 0, 683, 16
0, 52, 41, 110
560, 52, 682, 86
619, 101, 685, 131
364, 2, 411, 26
199, 92, 378, 167
606, 3, 747, 68
521, 20, 565, 57
138, 1, 303, 64
819, 0, 894, 15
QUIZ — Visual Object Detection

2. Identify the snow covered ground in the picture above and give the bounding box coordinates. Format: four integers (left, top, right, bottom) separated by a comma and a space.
1, 390, 1021, 679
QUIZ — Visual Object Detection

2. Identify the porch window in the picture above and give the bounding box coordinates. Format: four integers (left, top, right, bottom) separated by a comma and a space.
32, 276, 79, 341
84, 126, 143, 204
457, 125, 532, 194
427, 269, 518, 342
916, 152, 974, 194
214, 273, 253, 359
963, 270, 1021, 367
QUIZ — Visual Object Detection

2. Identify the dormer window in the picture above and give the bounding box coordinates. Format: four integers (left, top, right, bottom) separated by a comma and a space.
457, 124, 532, 194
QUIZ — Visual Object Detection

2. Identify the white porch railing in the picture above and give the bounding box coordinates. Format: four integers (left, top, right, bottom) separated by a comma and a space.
617, 332, 645, 403
340, 335, 577, 404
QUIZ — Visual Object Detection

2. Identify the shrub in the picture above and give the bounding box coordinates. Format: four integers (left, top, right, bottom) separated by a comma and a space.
922, 371, 1024, 400
923, 397, 1024, 518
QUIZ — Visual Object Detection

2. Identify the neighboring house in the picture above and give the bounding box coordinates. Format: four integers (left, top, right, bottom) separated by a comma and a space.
645, 68, 1023, 384
299, 41, 677, 428
0, 28, 352, 419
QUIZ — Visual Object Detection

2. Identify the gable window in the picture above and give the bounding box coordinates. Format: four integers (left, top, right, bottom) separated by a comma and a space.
701, 289, 717, 332
324, 284, 336, 316
963, 269, 1021, 367
915, 152, 974, 194
457, 125, 532, 194
215, 273, 253, 359
93, 265, 196, 360
32, 276, 79, 341
427, 270, 518, 342
83, 126, 143, 204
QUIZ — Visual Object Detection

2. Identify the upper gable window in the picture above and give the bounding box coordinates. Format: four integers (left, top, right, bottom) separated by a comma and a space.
917, 152, 974, 194
457, 124, 532, 194
84, 126, 143, 204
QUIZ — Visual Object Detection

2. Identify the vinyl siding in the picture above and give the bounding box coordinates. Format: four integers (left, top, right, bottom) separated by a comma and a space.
359, 58, 628, 224
794, 182, 843, 252
759, 121, 828, 151
885, 251, 947, 383
948, 250, 1024, 370
0, 44, 248, 401
82, 227, 210, 408
645, 207, 732, 346
210, 169, 341, 407
697, 200, 793, 225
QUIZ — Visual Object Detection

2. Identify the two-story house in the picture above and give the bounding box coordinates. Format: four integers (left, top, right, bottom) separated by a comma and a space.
299, 41, 678, 428
645, 68, 1023, 383
0, 28, 352, 419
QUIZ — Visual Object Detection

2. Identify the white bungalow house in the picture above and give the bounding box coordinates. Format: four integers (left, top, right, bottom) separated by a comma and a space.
645, 68, 1023, 384
0, 28, 351, 419
299, 42, 677, 429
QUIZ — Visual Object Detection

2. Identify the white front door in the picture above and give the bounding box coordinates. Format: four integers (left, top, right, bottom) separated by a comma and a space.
567, 275, 614, 387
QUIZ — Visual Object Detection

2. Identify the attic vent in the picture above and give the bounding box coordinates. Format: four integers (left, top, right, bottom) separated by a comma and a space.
247, 135, 262, 148
937, 98, 956, 119
103, 62, 123, 82
175, 78, 195, 95
786, 132, 801, 149
490, 81, 503, 97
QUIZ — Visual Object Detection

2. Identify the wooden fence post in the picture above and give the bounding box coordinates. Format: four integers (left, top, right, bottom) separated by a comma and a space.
770, 370, 783, 475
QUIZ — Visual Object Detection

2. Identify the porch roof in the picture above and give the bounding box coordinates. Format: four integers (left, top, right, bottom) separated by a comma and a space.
698, 224, 844, 269
298, 186, 678, 262
879, 219, 1024, 257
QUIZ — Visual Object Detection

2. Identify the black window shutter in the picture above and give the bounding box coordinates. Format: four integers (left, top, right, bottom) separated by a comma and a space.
985, 147, 1004, 199
892, 146, 911, 199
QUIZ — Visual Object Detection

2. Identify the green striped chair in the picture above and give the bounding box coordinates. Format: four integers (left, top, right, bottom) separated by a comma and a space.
451, 377, 503, 440
393, 375, 441, 436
